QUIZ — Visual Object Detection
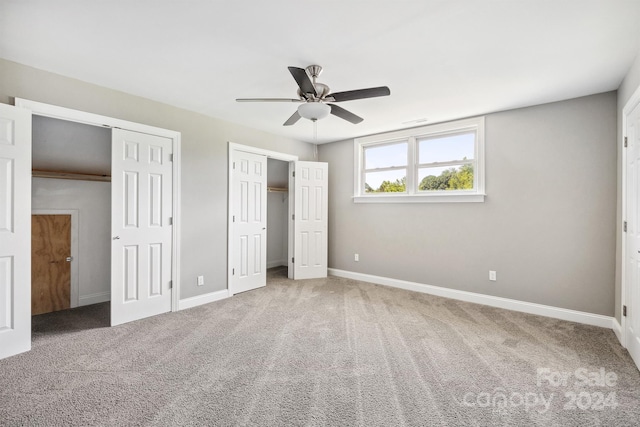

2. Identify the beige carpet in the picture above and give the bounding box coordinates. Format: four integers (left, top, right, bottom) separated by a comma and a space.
1, 267, 639, 426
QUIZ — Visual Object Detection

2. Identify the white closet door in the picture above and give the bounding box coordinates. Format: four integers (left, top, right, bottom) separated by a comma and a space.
111, 129, 173, 326
0, 104, 31, 359
231, 151, 267, 294
293, 161, 328, 280
626, 99, 640, 371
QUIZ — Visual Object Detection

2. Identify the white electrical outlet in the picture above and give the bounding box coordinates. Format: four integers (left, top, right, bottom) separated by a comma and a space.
489, 270, 497, 281
197, 275, 204, 286
354, 253, 359, 262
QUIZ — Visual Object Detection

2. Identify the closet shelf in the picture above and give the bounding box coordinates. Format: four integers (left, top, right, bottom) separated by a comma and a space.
267, 186, 288, 193
32, 169, 111, 182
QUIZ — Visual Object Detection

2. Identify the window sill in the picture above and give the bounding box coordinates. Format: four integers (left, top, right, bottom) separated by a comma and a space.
353, 193, 485, 204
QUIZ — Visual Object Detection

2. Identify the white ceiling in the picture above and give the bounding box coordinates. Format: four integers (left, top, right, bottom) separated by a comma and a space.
1, 0, 639, 144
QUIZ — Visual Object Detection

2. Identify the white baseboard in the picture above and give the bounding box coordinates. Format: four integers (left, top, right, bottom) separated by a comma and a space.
613, 318, 624, 345
79, 291, 110, 306
267, 259, 287, 269
178, 289, 230, 310
329, 269, 615, 330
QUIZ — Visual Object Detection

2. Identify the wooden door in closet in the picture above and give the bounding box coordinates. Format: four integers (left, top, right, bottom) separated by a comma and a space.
31, 214, 71, 315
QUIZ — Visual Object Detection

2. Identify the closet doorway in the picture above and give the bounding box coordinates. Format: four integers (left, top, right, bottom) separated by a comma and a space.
18, 97, 182, 328
31, 115, 111, 316
1, 99, 181, 359
228, 142, 329, 296
266, 158, 290, 279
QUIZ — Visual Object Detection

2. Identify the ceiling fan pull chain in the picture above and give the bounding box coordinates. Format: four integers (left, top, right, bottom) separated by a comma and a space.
313, 120, 318, 143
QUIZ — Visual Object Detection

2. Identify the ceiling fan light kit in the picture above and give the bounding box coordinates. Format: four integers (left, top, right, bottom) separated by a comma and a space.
236, 65, 390, 126
298, 102, 331, 121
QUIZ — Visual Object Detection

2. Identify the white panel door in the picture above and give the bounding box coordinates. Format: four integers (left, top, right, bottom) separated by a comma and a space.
0, 104, 31, 359
626, 100, 640, 371
231, 151, 267, 295
293, 161, 328, 280
111, 129, 173, 326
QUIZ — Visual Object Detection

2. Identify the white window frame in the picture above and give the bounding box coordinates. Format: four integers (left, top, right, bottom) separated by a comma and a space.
353, 117, 485, 203
361, 138, 409, 193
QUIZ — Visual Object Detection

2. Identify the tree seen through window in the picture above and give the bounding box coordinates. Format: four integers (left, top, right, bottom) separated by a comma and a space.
366, 164, 473, 193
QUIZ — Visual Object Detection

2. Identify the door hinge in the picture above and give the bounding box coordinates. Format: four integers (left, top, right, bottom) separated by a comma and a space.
232, 268, 235, 276
292, 257, 294, 263
624, 136, 628, 148
623, 305, 627, 317
233, 162, 236, 169
169, 217, 173, 225
169, 280, 173, 289
169, 154, 174, 162
233, 215, 235, 222
292, 171, 295, 178
624, 221, 627, 232
292, 214, 295, 220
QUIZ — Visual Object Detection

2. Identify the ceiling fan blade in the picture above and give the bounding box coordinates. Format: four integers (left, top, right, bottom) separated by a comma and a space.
283, 110, 301, 126
288, 67, 317, 97
327, 86, 390, 102
329, 104, 363, 124
236, 98, 303, 102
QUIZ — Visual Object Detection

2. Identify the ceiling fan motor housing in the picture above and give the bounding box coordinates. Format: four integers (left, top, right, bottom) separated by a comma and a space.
306, 65, 323, 79
298, 83, 330, 100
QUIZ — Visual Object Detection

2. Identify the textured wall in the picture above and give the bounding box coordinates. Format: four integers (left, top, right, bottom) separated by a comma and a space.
319, 92, 617, 316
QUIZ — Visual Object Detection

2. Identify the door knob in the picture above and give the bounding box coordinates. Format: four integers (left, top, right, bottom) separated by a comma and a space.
66, 257, 73, 262
113, 236, 120, 240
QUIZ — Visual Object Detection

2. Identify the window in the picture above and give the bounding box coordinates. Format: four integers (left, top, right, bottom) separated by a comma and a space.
363, 141, 408, 193
417, 132, 475, 192
354, 117, 485, 203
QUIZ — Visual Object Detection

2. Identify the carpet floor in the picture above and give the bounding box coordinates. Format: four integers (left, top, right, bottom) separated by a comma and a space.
1, 268, 639, 426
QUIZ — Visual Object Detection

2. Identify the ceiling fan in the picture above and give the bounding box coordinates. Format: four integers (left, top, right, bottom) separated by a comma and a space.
236, 65, 390, 126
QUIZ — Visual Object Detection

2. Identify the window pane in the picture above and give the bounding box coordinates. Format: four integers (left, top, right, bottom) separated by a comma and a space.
418, 164, 474, 191
365, 169, 406, 193
364, 142, 407, 169
418, 132, 474, 164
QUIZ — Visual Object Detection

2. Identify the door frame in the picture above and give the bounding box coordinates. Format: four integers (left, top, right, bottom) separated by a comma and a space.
621, 83, 640, 349
15, 98, 181, 312
31, 210, 80, 308
227, 142, 297, 294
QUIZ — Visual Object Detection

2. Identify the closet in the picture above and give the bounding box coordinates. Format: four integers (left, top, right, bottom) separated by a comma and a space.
31, 115, 111, 314
266, 158, 289, 274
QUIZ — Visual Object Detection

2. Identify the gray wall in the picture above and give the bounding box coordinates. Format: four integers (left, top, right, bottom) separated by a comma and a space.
319, 92, 617, 316
616, 46, 640, 322
0, 58, 315, 300
32, 178, 111, 304
33, 115, 111, 175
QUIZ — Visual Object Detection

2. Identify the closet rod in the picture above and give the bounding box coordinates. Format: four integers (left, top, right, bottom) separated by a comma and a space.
267, 186, 288, 193
32, 169, 111, 182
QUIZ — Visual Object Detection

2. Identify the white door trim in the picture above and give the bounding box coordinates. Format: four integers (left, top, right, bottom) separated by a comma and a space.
15, 98, 181, 312
227, 142, 298, 293
31, 209, 80, 308
622, 83, 640, 348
